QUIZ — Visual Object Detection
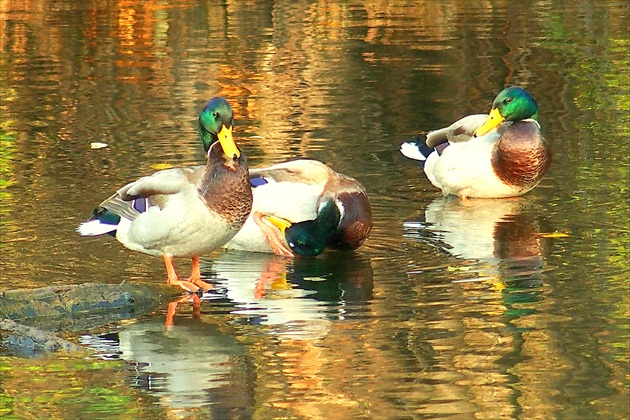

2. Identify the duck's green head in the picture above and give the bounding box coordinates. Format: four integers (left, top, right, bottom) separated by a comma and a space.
285, 200, 341, 257
198, 97, 239, 158
474, 87, 539, 137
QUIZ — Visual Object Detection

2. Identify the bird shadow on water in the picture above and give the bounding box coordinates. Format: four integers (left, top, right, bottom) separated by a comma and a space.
82, 250, 374, 413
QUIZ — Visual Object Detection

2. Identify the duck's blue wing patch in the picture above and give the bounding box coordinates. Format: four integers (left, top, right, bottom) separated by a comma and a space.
250, 176, 268, 188
435, 142, 448, 156
132, 197, 150, 213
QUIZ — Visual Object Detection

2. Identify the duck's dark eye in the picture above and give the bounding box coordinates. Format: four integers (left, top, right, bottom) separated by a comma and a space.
212, 111, 219, 120
504, 98, 513, 104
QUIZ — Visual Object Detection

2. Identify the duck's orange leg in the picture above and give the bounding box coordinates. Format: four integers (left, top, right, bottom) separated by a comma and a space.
252, 211, 294, 257
163, 254, 199, 293
164, 254, 179, 284
186, 256, 213, 291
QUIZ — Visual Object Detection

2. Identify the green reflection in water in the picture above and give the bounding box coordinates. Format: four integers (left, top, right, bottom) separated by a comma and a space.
0, 354, 163, 418
0, 115, 17, 192
0, 113, 17, 249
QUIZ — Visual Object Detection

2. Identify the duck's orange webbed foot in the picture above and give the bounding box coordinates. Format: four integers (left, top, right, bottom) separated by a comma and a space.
163, 255, 212, 293
252, 211, 295, 258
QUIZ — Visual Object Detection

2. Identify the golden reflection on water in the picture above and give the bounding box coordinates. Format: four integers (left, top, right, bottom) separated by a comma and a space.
0, 0, 628, 418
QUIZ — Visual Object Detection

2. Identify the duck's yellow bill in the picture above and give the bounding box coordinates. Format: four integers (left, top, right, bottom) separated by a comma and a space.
474, 107, 504, 137
218, 125, 240, 159
264, 215, 292, 233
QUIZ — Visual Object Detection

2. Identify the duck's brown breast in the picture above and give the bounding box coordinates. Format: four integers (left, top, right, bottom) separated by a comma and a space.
200, 151, 253, 230
492, 121, 552, 188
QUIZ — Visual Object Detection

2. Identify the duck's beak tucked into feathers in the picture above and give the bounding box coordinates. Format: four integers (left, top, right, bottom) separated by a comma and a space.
474, 107, 504, 137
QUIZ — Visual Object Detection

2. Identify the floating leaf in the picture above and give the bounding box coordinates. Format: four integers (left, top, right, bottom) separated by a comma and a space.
447, 266, 472, 272
150, 163, 173, 170
537, 232, 570, 238
303, 276, 327, 282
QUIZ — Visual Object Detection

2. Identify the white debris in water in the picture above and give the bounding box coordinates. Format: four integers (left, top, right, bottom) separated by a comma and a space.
90, 142, 108, 149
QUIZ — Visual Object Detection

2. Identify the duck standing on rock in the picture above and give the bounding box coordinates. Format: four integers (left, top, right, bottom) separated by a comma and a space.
77, 97, 253, 292
400, 87, 552, 200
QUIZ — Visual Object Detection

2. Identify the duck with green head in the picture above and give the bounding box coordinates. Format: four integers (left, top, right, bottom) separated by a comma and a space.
224, 159, 373, 258
77, 97, 253, 292
400, 86, 552, 199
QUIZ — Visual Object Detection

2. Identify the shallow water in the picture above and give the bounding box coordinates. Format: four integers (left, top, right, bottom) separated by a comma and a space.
1, 0, 628, 418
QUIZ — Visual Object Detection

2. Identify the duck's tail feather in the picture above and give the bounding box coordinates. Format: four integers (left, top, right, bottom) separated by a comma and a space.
77, 196, 150, 237
76, 207, 122, 236
76, 220, 117, 236
400, 135, 432, 167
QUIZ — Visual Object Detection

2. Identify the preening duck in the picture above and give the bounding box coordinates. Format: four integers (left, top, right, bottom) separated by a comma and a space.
77, 97, 253, 292
225, 159, 372, 257
400, 86, 552, 199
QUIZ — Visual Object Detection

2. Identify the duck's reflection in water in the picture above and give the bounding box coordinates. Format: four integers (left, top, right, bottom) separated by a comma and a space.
401, 195, 556, 415
81, 311, 254, 415
83, 250, 373, 413
200, 251, 374, 340
404, 196, 549, 290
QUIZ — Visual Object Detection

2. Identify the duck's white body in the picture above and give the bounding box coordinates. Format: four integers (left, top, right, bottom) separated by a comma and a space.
225, 178, 322, 253
114, 170, 240, 258
401, 115, 549, 199
423, 124, 526, 199
78, 161, 249, 259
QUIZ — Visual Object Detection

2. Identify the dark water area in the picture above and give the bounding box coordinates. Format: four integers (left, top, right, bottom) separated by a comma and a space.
0, 0, 628, 418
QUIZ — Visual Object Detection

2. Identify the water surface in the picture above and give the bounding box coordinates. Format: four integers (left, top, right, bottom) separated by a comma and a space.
1, 0, 628, 418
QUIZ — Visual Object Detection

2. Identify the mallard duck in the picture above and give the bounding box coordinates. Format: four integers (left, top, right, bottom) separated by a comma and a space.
224, 159, 372, 257
77, 97, 253, 292
400, 86, 552, 199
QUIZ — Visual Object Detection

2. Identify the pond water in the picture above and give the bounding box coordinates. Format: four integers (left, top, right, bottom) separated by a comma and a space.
1, 0, 628, 418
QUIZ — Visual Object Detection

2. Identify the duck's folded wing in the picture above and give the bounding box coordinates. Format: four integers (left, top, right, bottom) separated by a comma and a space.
94, 166, 205, 222
95, 193, 144, 222
249, 159, 331, 185
248, 166, 291, 182
426, 114, 488, 147
118, 166, 205, 200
